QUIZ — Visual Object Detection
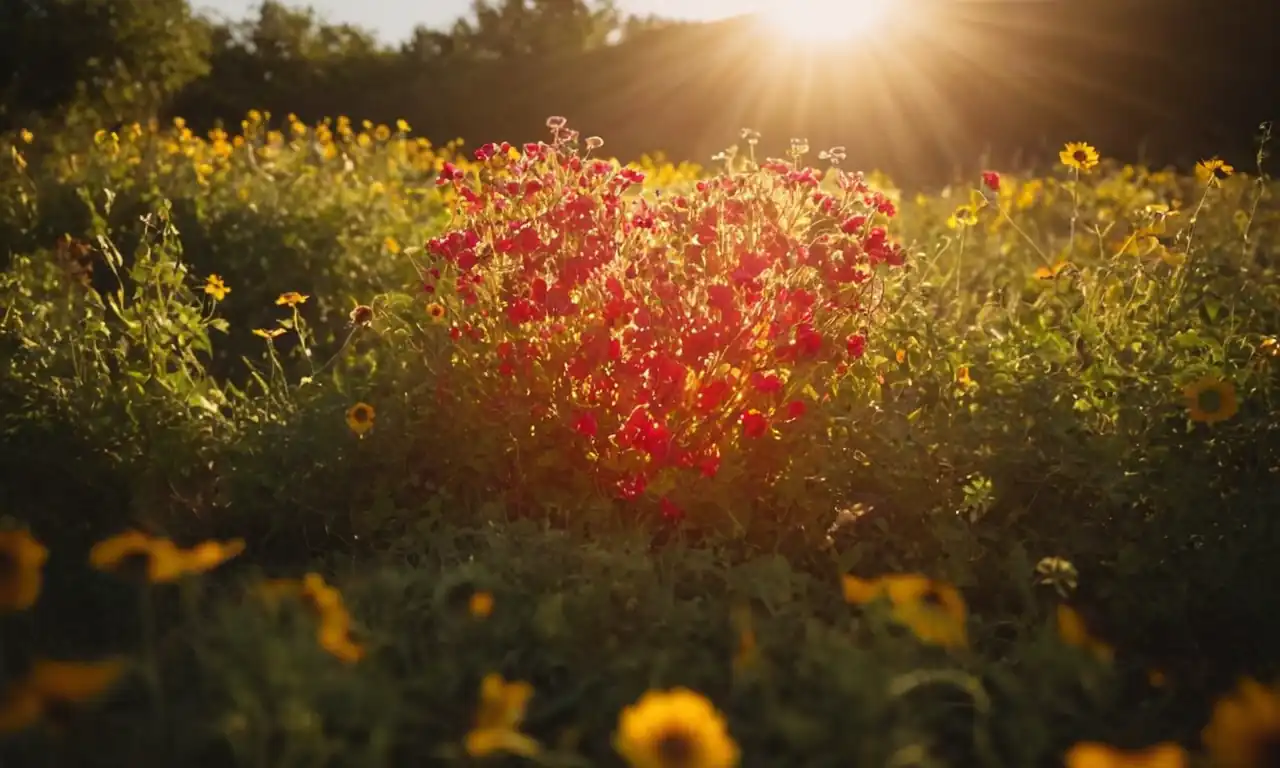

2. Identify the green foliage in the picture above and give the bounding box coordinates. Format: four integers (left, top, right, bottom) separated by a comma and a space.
1, 113, 1278, 767
0, 0, 211, 131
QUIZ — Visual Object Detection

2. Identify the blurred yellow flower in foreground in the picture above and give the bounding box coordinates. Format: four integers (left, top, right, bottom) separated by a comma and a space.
275, 291, 309, 307
256, 573, 364, 663
90, 531, 244, 583
465, 673, 540, 758
1056, 604, 1115, 663
1202, 677, 1280, 768
0, 658, 126, 733
1064, 741, 1187, 768
614, 687, 739, 768
843, 573, 969, 649
0, 528, 48, 612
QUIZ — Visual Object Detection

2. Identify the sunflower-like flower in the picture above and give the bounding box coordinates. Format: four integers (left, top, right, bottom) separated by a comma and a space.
1183, 376, 1239, 425
1064, 741, 1188, 768
275, 291, 309, 307
346, 402, 376, 436
0, 528, 48, 612
1202, 677, 1280, 768
204, 274, 230, 301
426, 302, 447, 322
1060, 142, 1100, 172
465, 673, 541, 758
1196, 157, 1234, 186
0, 658, 126, 733
614, 687, 739, 768
1056, 605, 1115, 663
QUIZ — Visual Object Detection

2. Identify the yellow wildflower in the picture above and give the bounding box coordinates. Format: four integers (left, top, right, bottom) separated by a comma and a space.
614, 687, 739, 768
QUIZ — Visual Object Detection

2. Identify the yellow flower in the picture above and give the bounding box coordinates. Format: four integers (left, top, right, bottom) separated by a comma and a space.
614, 687, 739, 768
947, 205, 979, 229
266, 573, 365, 663
0, 529, 48, 612
396, 119, 411, 133
19, 129, 34, 144
204, 274, 230, 301
346, 402, 376, 436
1034, 261, 1071, 280
0, 658, 126, 733
89, 531, 189, 583
374, 124, 392, 142
276, 291, 309, 307
384, 236, 401, 254
253, 328, 286, 340
946, 190, 987, 229
465, 673, 541, 758
317, 611, 365, 664
1064, 742, 1188, 768
181, 539, 245, 575
1196, 157, 1234, 186
469, 590, 494, 619
842, 574, 969, 649
1201, 677, 1280, 768
1060, 142, 1100, 172
426, 302, 447, 322
1183, 376, 1238, 425
1056, 605, 1114, 663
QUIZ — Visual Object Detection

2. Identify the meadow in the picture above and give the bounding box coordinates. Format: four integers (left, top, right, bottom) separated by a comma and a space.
0, 111, 1278, 768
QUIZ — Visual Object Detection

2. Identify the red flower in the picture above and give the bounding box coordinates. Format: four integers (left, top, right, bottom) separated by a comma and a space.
846, 332, 867, 359
793, 323, 823, 359
695, 379, 731, 413
982, 171, 1001, 192
742, 409, 769, 438
840, 215, 867, 234
785, 400, 807, 421
572, 411, 598, 438
750, 371, 783, 395
698, 447, 721, 478
616, 474, 647, 500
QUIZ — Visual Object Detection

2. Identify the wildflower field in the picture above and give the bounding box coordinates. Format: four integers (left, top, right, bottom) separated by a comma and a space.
1, 111, 1279, 768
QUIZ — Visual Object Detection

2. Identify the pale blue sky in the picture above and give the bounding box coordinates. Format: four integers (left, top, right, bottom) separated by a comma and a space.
197, 1, 760, 42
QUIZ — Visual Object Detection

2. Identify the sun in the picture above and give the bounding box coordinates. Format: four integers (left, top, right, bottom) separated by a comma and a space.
755, 0, 894, 43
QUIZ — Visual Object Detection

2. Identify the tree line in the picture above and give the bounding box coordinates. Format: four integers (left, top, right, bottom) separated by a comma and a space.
2, 0, 1276, 186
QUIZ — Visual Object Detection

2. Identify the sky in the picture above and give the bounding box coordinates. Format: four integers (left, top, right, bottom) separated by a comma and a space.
197, 0, 759, 42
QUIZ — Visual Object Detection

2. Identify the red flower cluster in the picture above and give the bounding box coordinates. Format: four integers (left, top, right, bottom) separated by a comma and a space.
421, 123, 908, 520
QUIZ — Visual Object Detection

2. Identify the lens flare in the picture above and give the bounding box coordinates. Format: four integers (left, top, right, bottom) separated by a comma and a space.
755, 0, 894, 42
